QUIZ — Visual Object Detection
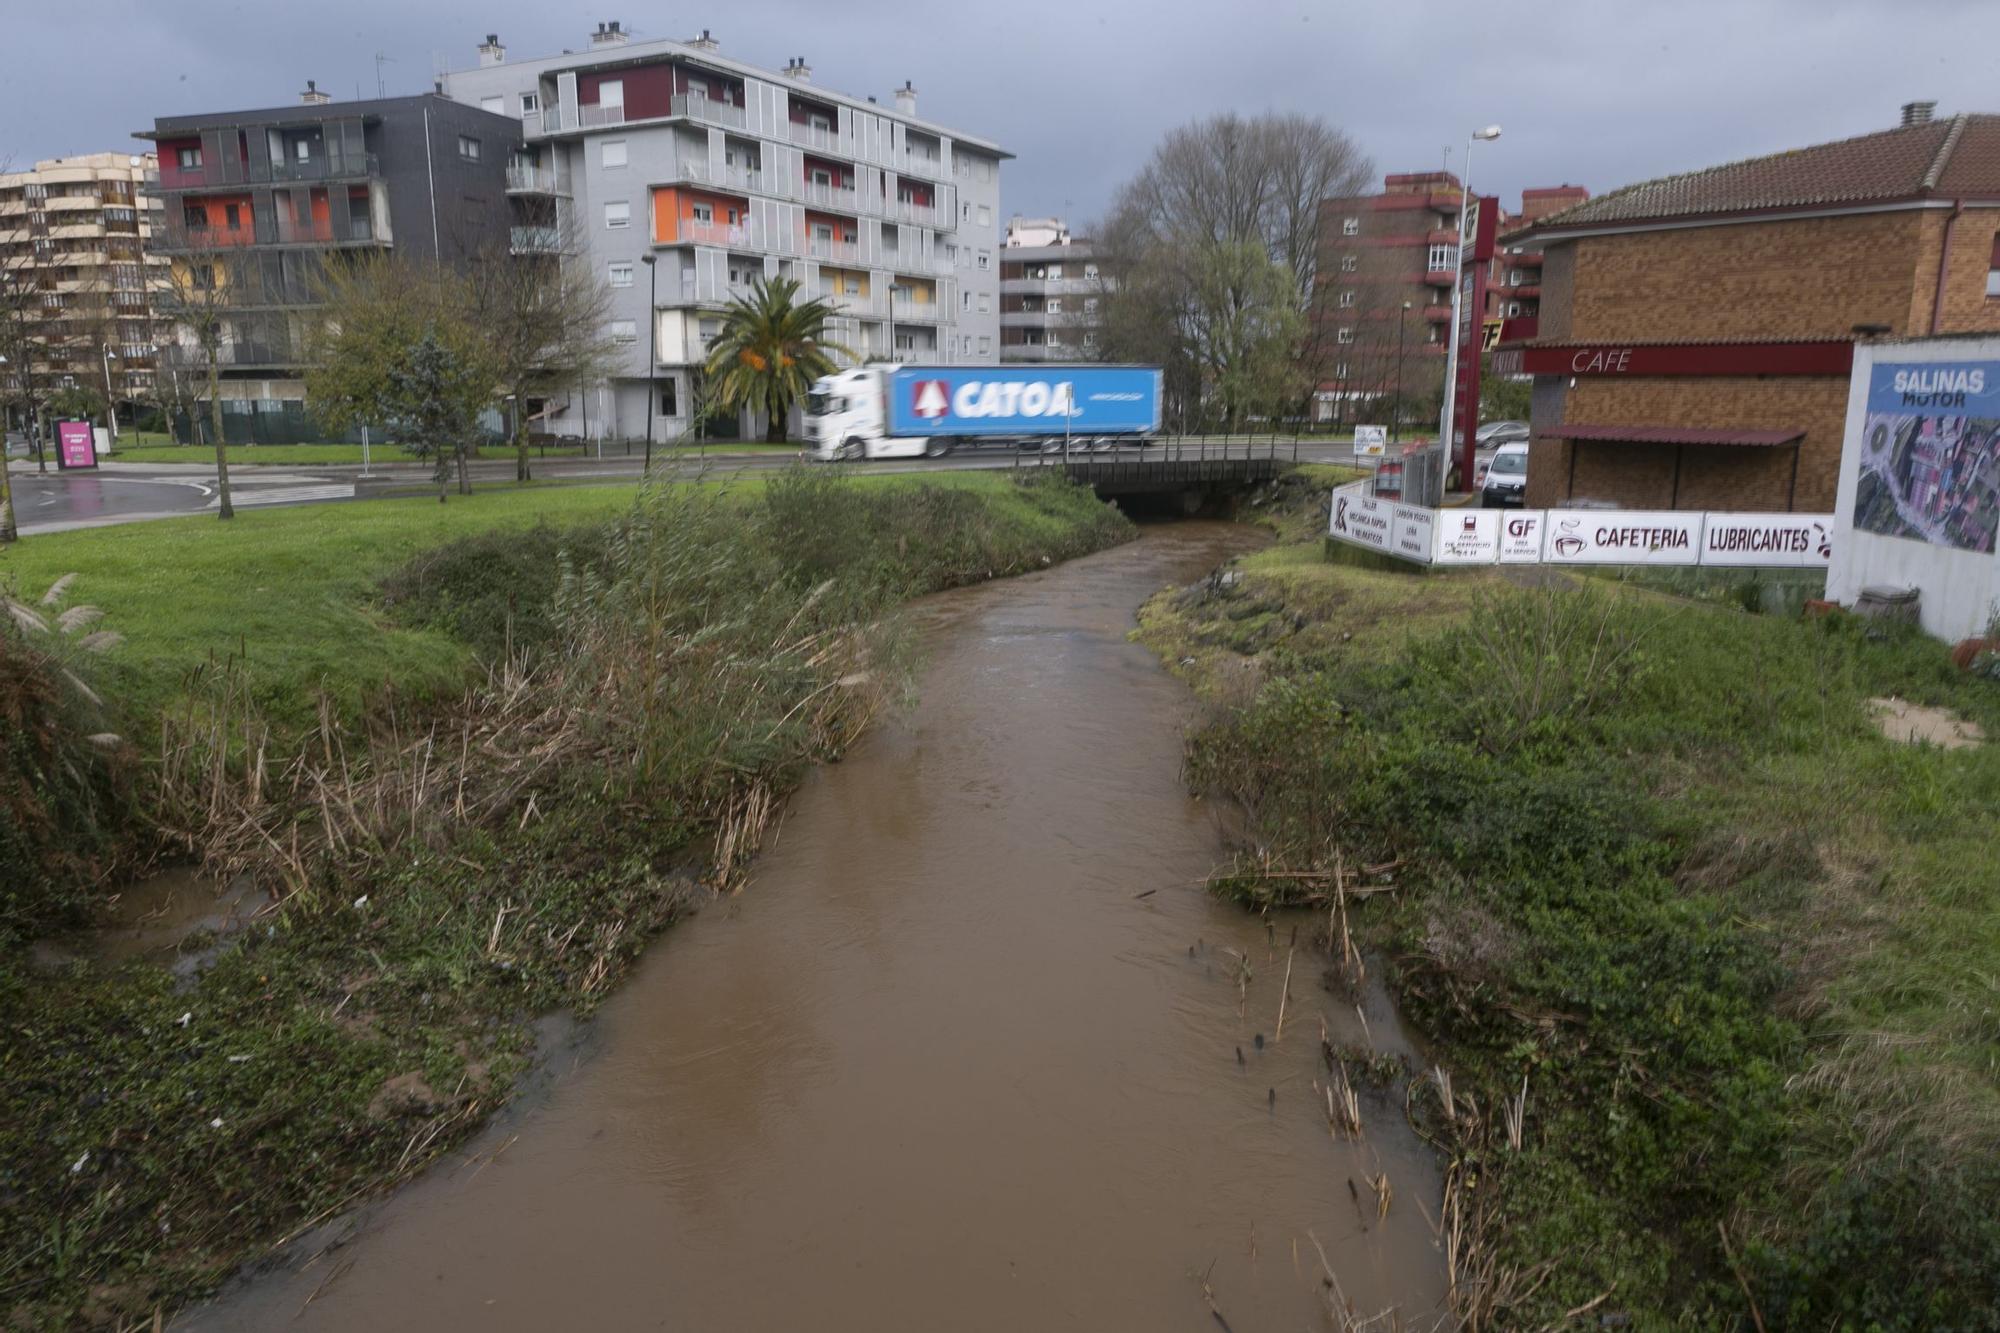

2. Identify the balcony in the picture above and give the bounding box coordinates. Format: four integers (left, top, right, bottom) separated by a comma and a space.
1422, 304, 1453, 322
885, 198, 937, 226
663, 220, 758, 248
998, 276, 1099, 296
890, 297, 940, 323
806, 235, 860, 264
506, 163, 565, 195
678, 160, 763, 193
672, 94, 747, 129
899, 153, 946, 181
510, 224, 563, 255
163, 224, 256, 250
787, 121, 845, 154
999, 342, 1083, 362
1000, 310, 1066, 327
799, 179, 858, 208
818, 288, 885, 317
1422, 267, 1455, 286
1425, 228, 1460, 246
160, 341, 292, 369
268, 151, 379, 184
1507, 284, 1541, 300
680, 276, 760, 306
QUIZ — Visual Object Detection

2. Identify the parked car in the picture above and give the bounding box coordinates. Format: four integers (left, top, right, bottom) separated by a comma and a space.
1476, 420, 1529, 446
1480, 442, 1529, 507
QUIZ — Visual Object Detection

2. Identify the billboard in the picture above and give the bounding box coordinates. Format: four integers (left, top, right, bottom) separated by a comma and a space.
1353, 424, 1387, 458
56, 420, 97, 471
886, 366, 1163, 437
1850, 360, 2000, 553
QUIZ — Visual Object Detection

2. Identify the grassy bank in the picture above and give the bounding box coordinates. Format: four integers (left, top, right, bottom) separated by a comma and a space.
0, 468, 1132, 1328
102, 442, 801, 466
1140, 496, 2000, 1326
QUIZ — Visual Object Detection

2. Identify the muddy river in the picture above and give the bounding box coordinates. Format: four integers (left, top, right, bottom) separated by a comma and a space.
184, 524, 1448, 1332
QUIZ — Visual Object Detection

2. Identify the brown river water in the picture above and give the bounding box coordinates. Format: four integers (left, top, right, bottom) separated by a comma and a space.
182, 524, 1448, 1332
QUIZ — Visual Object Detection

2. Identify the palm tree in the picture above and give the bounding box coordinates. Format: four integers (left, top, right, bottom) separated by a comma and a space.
703, 276, 850, 443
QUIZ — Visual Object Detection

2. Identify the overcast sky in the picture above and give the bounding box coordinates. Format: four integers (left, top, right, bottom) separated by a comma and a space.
10, 0, 1998, 227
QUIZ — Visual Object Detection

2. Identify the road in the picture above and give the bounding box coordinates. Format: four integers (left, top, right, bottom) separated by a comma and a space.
7, 439, 1365, 535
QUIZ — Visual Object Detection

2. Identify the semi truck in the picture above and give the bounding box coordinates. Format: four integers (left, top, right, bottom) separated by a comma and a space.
802, 364, 1164, 461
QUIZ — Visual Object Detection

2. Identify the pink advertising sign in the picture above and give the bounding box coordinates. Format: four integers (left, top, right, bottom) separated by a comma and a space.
57, 420, 97, 470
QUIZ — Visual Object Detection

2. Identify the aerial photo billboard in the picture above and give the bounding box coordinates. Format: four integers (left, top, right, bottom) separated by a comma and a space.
1852, 360, 2000, 553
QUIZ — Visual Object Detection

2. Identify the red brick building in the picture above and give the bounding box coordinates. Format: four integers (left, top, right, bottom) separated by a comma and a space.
1502, 106, 2000, 513
1314, 174, 1586, 428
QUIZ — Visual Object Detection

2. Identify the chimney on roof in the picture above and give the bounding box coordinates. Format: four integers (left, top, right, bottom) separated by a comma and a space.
477, 33, 506, 67
783, 56, 812, 83
895, 80, 917, 116
300, 80, 330, 105
688, 28, 717, 50
1902, 100, 1938, 127
591, 20, 628, 47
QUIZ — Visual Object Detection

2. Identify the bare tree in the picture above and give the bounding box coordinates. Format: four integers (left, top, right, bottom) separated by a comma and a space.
1096, 112, 1372, 429
157, 237, 243, 518
0, 259, 36, 541
466, 240, 617, 482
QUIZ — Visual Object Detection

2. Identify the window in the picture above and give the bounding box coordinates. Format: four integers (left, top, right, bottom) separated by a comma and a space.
1337, 327, 1354, 344
661, 379, 678, 415
810, 168, 832, 187
480, 96, 504, 114
977, 293, 991, 314
1335, 362, 1350, 380
182, 204, 205, 229
895, 331, 916, 351
1083, 263, 1098, 279
1987, 235, 2000, 297
609, 262, 634, 287
977, 251, 990, 270
521, 92, 540, 115
691, 202, 713, 224
962, 291, 972, 310
602, 140, 627, 168
961, 201, 970, 221
1340, 255, 1357, 273
976, 204, 991, 226
458, 135, 481, 161
1337, 290, 1356, 308
224, 202, 242, 229
1508, 269, 1523, 286
1047, 298, 1062, 314
1342, 216, 1359, 236
599, 78, 625, 111
979, 334, 992, 354
176, 146, 201, 169
295, 139, 312, 162
1428, 243, 1453, 271
609, 319, 637, 342
1084, 298, 1098, 314
812, 222, 833, 242
977, 159, 993, 183
604, 201, 630, 228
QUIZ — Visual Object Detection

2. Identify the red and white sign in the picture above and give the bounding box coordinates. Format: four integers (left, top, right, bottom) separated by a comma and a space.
1542, 509, 1702, 565
911, 380, 950, 419
1701, 513, 1834, 567
1498, 512, 1544, 562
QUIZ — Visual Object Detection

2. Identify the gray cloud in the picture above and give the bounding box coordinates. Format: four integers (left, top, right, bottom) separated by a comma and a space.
8, 0, 1997, 229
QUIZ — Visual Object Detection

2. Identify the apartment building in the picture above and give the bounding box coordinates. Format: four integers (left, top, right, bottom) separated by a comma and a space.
142, 88, 518, 419
0, 153, 168, 426
1505, 103, 2000, 514
1314, 173, 1588, 427
998, 216, 1104, 362
442, 23, 1009, 442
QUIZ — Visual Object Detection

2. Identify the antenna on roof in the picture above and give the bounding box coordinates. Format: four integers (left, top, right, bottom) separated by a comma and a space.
375, 51, 395, 98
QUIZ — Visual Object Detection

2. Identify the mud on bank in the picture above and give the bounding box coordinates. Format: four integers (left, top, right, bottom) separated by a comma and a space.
1139, 504, 2000, 1328
0, 470, 1132, 1329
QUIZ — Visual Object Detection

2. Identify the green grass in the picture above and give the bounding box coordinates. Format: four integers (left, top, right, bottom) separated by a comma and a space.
107, 441, 800, 466
1143, 527, 2000, 1326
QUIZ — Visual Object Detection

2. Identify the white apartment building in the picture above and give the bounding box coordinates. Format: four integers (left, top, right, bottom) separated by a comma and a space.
443, 23, 1008, 442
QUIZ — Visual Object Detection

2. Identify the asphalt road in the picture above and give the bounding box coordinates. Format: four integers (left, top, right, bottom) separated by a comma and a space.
7, 439, 1365, 535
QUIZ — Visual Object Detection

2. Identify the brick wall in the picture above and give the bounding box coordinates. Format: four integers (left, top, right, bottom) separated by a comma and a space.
1524, 375, 1849, 511
1907, 205, 2000, 333
1558, 211, 1930, 341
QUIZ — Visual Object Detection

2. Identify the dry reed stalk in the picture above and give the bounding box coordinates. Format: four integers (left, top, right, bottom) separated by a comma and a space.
1502, 1073, 1527, 1152
1275, 945, 1295, 1041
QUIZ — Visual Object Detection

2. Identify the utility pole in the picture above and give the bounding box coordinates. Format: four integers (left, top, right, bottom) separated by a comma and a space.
640, 253, 657, 472
1393, 301, 1410, 445
1440, 126, 1500, 487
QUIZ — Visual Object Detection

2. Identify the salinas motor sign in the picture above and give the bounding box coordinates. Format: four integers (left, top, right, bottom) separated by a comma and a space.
1330, 483, 1833, 569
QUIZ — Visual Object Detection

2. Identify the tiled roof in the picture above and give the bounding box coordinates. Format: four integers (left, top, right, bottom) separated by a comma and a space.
1520, 114, 2000, 233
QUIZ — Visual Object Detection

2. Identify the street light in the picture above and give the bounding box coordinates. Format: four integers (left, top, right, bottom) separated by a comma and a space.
639, 253, 657, 473
100, 344, 119, 441
1393, 300, 1411, 445
1440, 124, 1500, 490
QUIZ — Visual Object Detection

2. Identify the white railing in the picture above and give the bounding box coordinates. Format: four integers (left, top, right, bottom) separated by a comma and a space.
800, 179, 857, 207
890, 297, 940, 322
788, 121, 844, 153
806, 236, 860, 263
678, 159, 762, 193
899, 152, 946, 180
670, 221, 755, 248
885, 199, 937, 226
505, 163, 560, 193
578, 102, 626, 128
510, 225, 562, 253
818, 289, 884, 316
671, 94, 747, 128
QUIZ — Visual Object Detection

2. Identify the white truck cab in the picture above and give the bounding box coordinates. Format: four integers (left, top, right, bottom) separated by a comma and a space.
804, 366, 947, 461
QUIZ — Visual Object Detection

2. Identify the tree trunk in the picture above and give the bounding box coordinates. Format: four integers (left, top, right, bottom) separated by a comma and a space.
456, 444, 472, 496
208, 353, 233, 519
764, 394, 785, 444
514, 392, 531, 483
0, 442, 17, 544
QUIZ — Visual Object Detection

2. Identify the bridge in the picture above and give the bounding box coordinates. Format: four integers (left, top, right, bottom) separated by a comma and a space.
1002, 436, 1307, 509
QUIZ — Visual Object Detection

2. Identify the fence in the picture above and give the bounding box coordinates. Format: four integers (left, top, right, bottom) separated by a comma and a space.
1327, 479, 1836, 570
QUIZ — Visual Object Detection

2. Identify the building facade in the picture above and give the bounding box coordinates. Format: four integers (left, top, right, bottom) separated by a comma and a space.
0, 153, 168, 429
441, 25, 1009, 443
999, 216, 1102, 362
143, 89, 518, 421
1314, 173, 1587, 430
1504, 105, 2000, 514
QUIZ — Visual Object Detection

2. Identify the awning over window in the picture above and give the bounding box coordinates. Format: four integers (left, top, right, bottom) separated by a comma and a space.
1542, 422, 1804, 447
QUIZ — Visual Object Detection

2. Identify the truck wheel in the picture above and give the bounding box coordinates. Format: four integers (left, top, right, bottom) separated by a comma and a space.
924, 437, 955, 459
841, 438, 865, 462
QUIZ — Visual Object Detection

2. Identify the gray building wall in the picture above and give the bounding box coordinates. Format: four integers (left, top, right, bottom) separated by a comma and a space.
442, 31, 1007, 442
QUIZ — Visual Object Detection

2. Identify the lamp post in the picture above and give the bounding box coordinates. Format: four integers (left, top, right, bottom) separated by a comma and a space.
1393, 300, 1410, 445
100, 343, 119, 441
1440, 125, 1500, 488
639, 253, 657, 473
0, 354, 15, 542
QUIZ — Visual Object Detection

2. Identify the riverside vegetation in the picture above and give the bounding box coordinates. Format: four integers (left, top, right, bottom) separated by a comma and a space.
0, 468, 1130, 1328
1142, 472, 2000, 1328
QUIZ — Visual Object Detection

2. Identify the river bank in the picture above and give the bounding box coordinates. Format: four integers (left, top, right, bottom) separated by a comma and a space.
1138, 486, 2000, 1325
0, 469, 1133, 1328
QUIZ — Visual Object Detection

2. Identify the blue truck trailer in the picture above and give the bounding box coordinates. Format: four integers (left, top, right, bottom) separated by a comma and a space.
803, 364, 1164, 460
